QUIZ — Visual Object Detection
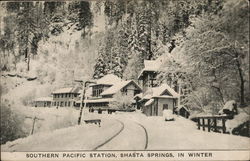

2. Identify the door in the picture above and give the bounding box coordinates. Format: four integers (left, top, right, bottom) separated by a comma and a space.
163, 104, 168, 110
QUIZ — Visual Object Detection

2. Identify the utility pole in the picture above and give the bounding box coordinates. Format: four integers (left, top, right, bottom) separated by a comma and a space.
25, 116, 44, 135
78, 81, 86, 125
75, 80, 96, 125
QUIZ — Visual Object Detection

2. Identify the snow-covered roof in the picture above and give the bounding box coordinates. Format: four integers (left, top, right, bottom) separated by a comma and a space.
153, 95, 176, 99
52, 87, 80, 94
222, 100, 236, 111
145, 99, 154, 106
78, 88, 92, 98
144, 60, 161, 71
142, 93, 152, 100
143, 84, 179, 107
100, 80, 130, 95
143, 83, 179, 100
138, 56, 165, 79
34, 97, 52, 102
134, 93, 143, 99
100, 80, 141, 96
176, 105, 189, 112
93, 74, 122, 86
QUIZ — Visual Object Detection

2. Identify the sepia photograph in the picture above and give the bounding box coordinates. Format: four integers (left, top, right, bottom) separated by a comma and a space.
0, 0, 249, 160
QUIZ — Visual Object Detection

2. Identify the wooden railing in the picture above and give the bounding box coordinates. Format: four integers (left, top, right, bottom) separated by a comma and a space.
194, 115, 230, 134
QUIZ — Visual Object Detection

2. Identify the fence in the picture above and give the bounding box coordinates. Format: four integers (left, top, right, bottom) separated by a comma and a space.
194, 115, 230, 134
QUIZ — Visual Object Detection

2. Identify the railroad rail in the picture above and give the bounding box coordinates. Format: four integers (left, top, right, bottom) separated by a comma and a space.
93, 119, 124, 150
93, 119, 148, 150
134, 122, 148, 149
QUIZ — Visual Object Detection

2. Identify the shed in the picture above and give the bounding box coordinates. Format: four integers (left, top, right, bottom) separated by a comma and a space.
176, 105, 190, 118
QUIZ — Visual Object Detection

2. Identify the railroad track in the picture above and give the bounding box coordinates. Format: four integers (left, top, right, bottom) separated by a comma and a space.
93, 119, 148, 150
134, 122, 148, 149
93, 119, 125, 150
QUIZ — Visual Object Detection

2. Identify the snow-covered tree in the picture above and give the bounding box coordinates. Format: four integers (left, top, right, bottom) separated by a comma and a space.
182, 0, 249, 107
109, 92, 133, 110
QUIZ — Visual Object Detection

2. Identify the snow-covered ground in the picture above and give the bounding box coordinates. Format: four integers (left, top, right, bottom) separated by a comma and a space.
97, 116, 147, 150
17, 106, 80, 134
121, 112, 249, 150
1, 111, 249, 151
1, 115, 122, 152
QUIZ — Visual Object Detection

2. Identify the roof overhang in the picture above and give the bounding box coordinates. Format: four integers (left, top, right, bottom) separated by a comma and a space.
145, 99, 154, 106
76, 98, 114, 103
152, 95, 178, 99
138, 70, 157, 80
89, 83, 112, 87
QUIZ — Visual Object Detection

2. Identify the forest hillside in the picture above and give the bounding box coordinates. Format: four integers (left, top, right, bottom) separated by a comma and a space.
0, 0, 249, 144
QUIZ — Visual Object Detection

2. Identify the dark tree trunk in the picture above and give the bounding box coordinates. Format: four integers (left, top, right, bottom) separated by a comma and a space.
234, 52, 245, 107
211, 85, 225, 104
27, 54, 30, 71
236, 60, 245, 106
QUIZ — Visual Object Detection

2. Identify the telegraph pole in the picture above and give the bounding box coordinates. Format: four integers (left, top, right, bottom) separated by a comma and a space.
75, 80, 96, 125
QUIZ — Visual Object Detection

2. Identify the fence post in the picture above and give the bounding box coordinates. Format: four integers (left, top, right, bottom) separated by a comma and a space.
213, 118, 217, 132
202, 118, 205, 131
197, 118, 201, 130
222, 118, 226, 133
208, 118, 211, 132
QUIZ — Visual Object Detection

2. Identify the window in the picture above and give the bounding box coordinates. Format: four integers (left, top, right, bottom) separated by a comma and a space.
68, 102, 71, 106
163, 104, 168, 110
92, 85, 104, 97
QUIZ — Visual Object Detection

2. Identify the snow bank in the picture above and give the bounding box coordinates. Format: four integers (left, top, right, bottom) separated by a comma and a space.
226, 108, 249, 133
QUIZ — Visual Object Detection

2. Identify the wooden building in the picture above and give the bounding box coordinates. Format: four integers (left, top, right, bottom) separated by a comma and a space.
141, 84, 179, 116
79, 74, 142, 109
51, 87, 80, 107
137, 58, 181, 117
33, 97, 52, 107
138, 60, 161, 92
176, 105, 190, 118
